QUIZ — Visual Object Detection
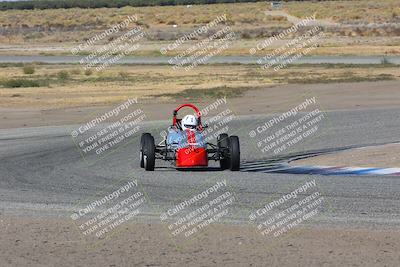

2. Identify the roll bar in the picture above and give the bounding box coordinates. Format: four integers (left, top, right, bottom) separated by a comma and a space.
173, 103, 202, 130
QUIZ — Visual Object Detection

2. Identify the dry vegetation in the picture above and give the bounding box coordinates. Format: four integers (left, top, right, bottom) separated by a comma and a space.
285, 0, 400, 24
1, 1, 399, 32
0, 3, 281, 29
0, 1, 399, 56
0, 63, 398, 108
0, 3, 290, 44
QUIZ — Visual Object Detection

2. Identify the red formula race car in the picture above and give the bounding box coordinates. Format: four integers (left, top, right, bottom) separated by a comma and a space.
139, 103, 240, 171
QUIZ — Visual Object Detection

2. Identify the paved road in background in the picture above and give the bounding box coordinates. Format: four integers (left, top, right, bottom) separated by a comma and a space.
0, 55, 399, 64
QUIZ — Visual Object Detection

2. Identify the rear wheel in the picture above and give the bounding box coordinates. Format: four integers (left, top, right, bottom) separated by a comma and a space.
218, 133, 230, 170
229, 136, 240, 171
142, 134, 155, 171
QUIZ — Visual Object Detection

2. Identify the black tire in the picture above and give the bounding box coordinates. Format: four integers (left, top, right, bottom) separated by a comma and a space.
218, 133, 230, 170
229, 136, 240, 171
140, 133, 151, 168
143, 134, 155, 171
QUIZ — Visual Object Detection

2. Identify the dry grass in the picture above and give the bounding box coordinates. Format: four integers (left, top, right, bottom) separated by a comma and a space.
0, 63, 398, 108
1, 1, 398, 30
0, 3, 288, 44
0, 1, 399, 47
0, 3, 278, 29
1, 37, 399, 57
285, 0, 400, 24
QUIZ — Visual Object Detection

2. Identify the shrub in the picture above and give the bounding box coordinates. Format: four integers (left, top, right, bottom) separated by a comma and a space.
23, 65, 35, 75
166, 20, 177, 25
241, 32, 252, 39
57, 70, 70, 80
2, 79, 41, 88
84, 69, 93, 76
70, 68, 81, 75
118, 71, 129, 78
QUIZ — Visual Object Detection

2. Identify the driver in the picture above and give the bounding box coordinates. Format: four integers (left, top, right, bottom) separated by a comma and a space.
181, 114, 198, 131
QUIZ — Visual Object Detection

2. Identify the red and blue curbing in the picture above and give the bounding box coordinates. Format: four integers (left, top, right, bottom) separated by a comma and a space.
240, 162, 400, 176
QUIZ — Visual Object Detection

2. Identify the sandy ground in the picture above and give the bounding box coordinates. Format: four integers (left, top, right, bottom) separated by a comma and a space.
292, 143, 400, 168
1, 81, 400, 129
1, 38, 400, 56
0, 216, 399, 267
2, 65, 398, 109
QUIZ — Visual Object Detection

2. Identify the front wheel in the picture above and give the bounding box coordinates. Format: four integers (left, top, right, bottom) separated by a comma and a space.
140, 133, 151, 168
142, 133, 155, 171
229, 136, 240, 171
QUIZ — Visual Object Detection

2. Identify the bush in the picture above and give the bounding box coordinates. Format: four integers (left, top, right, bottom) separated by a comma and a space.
118, 71, 129, 78
57, 70, 70, 80
23, 65, 35, 75
166, 20, 177, 25
84, 69, 93, 76
70, 68, 81, 75
1, 79, 41, 88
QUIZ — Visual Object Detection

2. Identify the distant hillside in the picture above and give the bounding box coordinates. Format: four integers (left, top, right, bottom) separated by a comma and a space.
0, 0, 268, 10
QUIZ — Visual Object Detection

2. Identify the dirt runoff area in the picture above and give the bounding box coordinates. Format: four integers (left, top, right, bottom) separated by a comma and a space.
1, 80, 400, 129
292, 143, 400, 168
0, 216, 399, 267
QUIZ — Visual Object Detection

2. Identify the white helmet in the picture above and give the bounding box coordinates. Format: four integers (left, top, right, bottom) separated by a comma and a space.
181, 114, 198, 131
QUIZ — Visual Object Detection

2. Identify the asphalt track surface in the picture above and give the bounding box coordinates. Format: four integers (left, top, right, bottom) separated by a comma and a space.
1, 108, 400, 228
1, 55, 400, 65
